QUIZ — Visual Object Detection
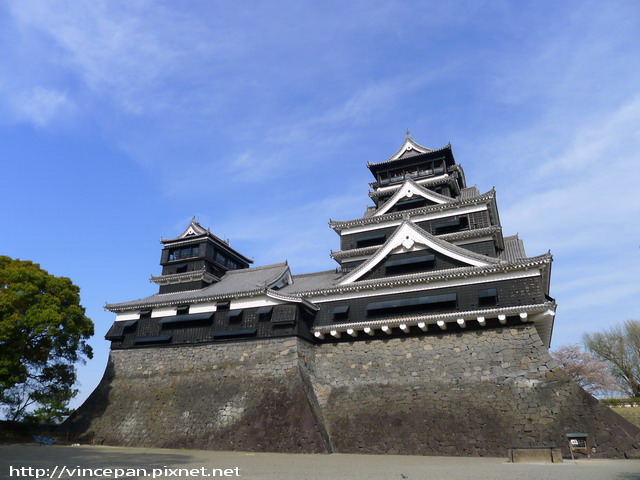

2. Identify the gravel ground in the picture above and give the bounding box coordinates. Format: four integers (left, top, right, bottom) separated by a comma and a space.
1, 444, 639, 480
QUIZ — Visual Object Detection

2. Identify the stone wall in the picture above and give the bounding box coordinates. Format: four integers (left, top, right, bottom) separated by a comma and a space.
67, 338, 330, 453
66, 325, 640, 457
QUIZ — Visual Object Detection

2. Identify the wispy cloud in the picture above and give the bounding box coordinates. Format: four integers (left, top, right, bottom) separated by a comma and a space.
10, 86, 71, 126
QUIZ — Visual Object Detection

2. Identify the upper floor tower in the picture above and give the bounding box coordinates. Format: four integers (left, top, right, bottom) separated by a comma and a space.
367, 131, 467, 208
152, 218, 253, 294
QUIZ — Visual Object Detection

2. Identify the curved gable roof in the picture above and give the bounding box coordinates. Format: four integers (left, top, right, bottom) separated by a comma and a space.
339, 221, 501, 285
374, 177, 454, 216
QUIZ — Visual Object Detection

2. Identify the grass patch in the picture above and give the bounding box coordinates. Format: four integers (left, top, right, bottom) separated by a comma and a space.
611, 406, 640, 427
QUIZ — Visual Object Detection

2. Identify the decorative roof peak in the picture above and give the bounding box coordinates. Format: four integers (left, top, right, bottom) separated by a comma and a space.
367, 133, 452, 168
178, 217, 208, 238
387, 131, 432, 162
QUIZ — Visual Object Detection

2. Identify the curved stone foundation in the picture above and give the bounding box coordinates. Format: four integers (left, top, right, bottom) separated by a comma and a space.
66, 325, 640, 457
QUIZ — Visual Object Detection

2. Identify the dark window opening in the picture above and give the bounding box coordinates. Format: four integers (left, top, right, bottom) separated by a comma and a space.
366, 293, 457, 317
390, 170, 404, 182
216, 301, 230, 311
385, 254, 435, 275
212, 328, 257, 339
159, 312, 214, 327
168, 245, 200, 261
356, 233, 386, 248
122, 320, 138, 330
139, 310, 151, 319
478, 288, 498, 307
332, 305, 350, 320
257, 306, 273, 321
176, 306, 189, 315
227, 309, 243, 323
175, 263, 188, 274
134, 335, 172, 345
434, 216, 469, 235
394, 197, 427, 212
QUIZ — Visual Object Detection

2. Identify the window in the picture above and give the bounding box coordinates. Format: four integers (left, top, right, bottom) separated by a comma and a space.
379, 172, 390, 185
366, 293, 457, 316
257, 306, 273, 321
356, 233, 386, 248
390, 171, 404, 182
134, 335, 172, 345
168, 245, 200, 261
332, 305, 350, 320
394, 197, 427, 212
212, 328, 257, 339
434, 216, 469, 235
216, 301, 230, 311
385, 254, 435, 275
176, 305, 189, 315
478, 288, 498, 306
159, 312, 214, 326
122, 320, 138, 331
139, 310, 152, 319
175, 263, 188, 274
227, 309, 243, 323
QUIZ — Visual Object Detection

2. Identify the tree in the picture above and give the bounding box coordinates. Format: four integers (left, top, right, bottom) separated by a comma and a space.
583, 320, 640, 398
0, 256, 93, 422
551, 344, 623, 396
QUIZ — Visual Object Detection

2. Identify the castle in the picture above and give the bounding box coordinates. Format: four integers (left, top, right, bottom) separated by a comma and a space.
67, 133, 640, 457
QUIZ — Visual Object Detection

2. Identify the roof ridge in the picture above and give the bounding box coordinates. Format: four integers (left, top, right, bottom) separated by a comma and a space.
291, 269, 336, 278
332, 190, 495, 229
224, 261, 289, 274
368, 140, 451, 167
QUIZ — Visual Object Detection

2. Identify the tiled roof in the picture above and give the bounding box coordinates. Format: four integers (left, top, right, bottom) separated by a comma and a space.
460, 186, 480, 199
305, 253, 552, 296
500, 235, 527, 262
331, 190, 496, 230
338, 221, 502, 285
368, 174, 456, 198
373, 177, 454, 217
106, 250, 551, 313
106, 262, 290, 311
280, 270, 341, 295
367, 140, 452, 167
330, 226, 502, 261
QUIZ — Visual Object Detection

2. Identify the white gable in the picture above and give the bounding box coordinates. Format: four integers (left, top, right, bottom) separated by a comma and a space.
339, 222, 495, 285
374, 178, 453, 216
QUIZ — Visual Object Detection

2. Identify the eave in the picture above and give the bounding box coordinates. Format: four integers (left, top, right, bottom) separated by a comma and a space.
106, 253, 551, 314
367, 143, 453, 170
330, 190, 496, 232
299, 253, 551, 301
311, 302, 557, 348
330, 226, 503, 261
373, 177, 454, 217
150, 269, 220, 286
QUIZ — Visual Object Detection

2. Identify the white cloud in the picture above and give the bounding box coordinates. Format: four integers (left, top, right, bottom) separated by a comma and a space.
11, 86, 71, 126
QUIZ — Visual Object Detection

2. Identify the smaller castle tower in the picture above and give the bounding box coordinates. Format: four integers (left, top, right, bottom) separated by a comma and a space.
151, 218, 253, 294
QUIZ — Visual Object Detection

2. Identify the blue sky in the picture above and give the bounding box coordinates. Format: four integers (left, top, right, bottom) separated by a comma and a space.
1, 1, 639, 409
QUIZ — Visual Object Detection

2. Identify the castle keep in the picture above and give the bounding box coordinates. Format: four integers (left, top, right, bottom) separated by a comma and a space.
68, 133, 640, 457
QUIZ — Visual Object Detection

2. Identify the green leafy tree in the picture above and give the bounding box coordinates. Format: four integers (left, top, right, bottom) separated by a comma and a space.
0, 256, 93, 422
583, 320, 640, 398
